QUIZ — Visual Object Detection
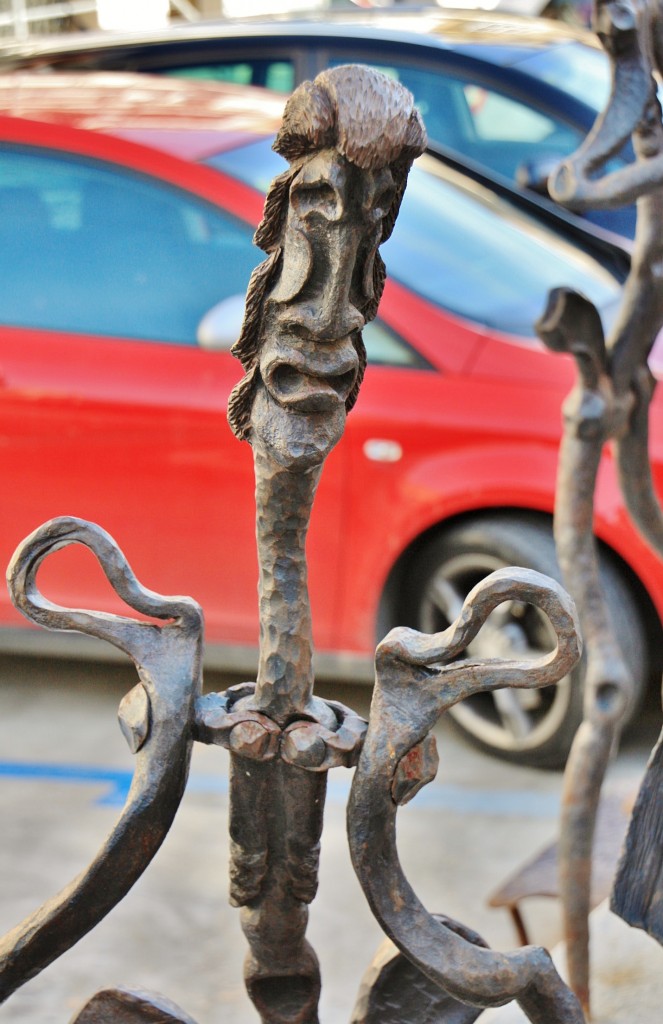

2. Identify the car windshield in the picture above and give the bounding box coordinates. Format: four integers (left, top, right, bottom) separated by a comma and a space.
512, 42, 611, 112
207, 138, 621, 339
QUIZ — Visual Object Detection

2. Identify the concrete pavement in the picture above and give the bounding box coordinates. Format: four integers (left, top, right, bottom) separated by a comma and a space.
0, 653, 657, 1023
480, 901, 663, 1024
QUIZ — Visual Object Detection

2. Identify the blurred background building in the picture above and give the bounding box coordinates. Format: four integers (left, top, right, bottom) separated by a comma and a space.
0, 0, 355, 41
0, 0, 208, 38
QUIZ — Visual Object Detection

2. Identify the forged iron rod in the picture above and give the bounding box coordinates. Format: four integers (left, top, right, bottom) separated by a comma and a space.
536, 289, 634, 1015
348, 568, 585, 1024
220, 64, 427, 1023
542, 0, 663, 1011
0, 517, 204, 1004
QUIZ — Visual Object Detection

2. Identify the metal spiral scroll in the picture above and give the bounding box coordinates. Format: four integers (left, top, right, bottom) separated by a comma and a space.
0, 516, 203, 1013
348, 567, 584, 1024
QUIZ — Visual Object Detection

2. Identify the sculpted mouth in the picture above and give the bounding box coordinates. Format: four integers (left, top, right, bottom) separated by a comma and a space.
262, 343, 359, 413
268, 363, 357, 412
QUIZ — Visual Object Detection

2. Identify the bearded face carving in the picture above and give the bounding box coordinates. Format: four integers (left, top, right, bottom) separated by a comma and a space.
227, 65, 427, 469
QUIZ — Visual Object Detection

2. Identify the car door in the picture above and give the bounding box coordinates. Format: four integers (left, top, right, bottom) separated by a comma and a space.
0, 137, 273, 653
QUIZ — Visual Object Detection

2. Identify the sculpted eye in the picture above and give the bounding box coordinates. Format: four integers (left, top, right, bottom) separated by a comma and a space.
371, 186, 397, 221
291, 181, 340, 220
352, 236, 380, 304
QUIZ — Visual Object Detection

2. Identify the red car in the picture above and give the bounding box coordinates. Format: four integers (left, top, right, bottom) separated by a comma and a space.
0, 72, 658, 767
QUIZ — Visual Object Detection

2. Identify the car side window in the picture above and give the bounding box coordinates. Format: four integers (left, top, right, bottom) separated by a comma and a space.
166, 60, 295, 92
362, 319, 431, 370
463, 85, 563, 142
0, 146, 261, 345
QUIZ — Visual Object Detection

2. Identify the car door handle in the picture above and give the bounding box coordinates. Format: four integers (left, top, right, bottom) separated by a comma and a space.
363, 439, 403, 462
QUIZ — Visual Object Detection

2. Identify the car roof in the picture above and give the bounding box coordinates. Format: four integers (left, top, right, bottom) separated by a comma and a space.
0, 8, 603, 71
0, 71, 285, 160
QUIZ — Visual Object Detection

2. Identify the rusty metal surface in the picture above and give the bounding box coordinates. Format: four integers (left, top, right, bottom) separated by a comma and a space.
348, 568, 584, 1023
0, 517, 203, 1005
611, 726, 663, 941
539, 0, 663, 1012
0, 65, 586, 1024
220, 64, 427, 1024
536, 288, 634, 1015
70, 987, 199, 1023
350, 917, 489, 1024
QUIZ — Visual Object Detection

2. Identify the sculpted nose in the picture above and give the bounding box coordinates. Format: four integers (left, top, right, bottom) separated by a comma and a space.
286, 300, 364, 344
298, 227, 366, 340
314, 294, 365, 340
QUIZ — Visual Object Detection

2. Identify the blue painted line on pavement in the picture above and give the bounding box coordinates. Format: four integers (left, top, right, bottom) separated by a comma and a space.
0, 760, 560, 817
0, 761, 134, 806
326, 774, 560, 817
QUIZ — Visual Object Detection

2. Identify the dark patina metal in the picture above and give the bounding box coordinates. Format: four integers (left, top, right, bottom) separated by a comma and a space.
348, 567, 583, 1024
0, 65, 586, 1023
538, 0, 663, 1012
0, 516, 204, 1007
219, 65, 427, 1024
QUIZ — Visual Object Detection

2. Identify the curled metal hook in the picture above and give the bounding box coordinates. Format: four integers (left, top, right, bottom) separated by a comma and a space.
348, 567, 584, 1022
6, 515, 202, 657
0, 517, 203, 1003
549, 0, 660, 210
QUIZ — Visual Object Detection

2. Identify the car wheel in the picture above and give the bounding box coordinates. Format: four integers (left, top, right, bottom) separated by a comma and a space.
402, 515, 646, 769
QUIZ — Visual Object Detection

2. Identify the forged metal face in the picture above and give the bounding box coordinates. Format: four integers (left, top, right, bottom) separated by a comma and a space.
227, 64, 426, 469
250, 151, 388, 470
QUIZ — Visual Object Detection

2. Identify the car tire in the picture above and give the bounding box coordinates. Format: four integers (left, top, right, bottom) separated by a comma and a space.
402, 515, 646, 769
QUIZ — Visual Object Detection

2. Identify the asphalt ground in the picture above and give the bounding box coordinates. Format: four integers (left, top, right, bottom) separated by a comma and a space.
0, 654, 657, 1024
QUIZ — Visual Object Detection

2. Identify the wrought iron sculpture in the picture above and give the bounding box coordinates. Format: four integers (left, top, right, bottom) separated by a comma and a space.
538, 0, 663, 1012
0, 66, 585, 1023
